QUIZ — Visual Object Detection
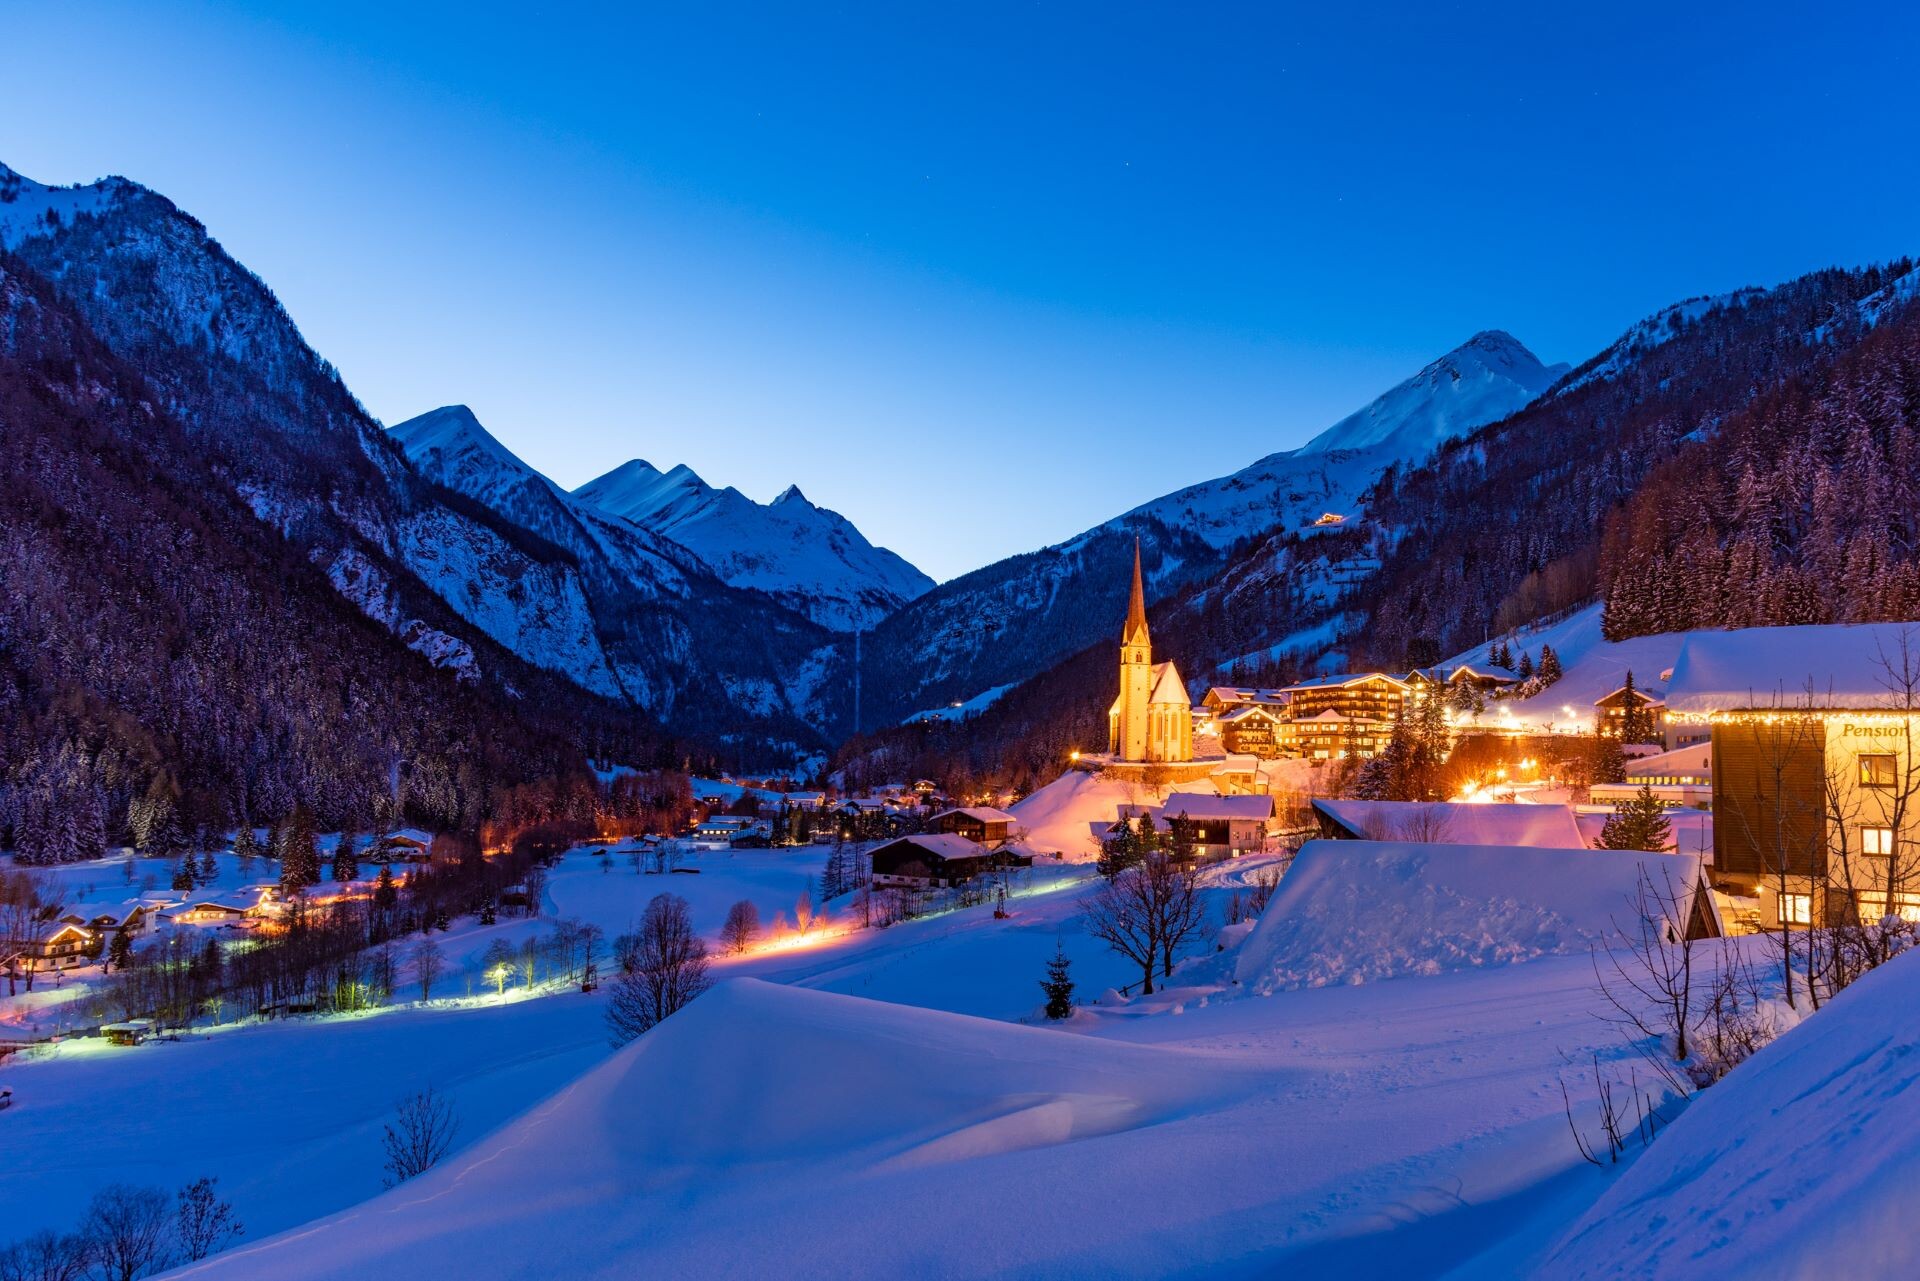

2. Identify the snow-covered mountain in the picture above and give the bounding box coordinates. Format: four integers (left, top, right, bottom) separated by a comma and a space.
1121, 330, 1567, 549
573, 459, 932, 632
0, 160, 841, 750
850, 332, 1565, 726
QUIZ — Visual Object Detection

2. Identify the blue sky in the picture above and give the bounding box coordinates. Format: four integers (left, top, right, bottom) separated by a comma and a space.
7, 2, 1917, 581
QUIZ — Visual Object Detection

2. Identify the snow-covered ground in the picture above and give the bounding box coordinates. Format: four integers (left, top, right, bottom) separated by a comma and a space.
1, 819, 1894, 1279
1442, 603, 1690, 734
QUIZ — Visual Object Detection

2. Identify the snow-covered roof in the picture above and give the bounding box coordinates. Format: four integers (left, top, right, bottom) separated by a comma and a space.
1217, 705, 1283, 724
1149, 661, 1190, 706
875, 833, 997, 863
1449, 662, 1518, 682
1665, 623, 1920, 714
60, 900, 145, 925
1625, 742, 1712, 776
932, 807, 1018, 826
1313, 799, 1587, 848
1205, 686, 1289, 706
1236, 840, 1712, 992
1280, 672, 1408, 693
382, 828, 434, 846
1160, 792, 1276, 822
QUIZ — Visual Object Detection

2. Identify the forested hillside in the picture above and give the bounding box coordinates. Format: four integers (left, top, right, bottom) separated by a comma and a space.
0, 255, 689, 858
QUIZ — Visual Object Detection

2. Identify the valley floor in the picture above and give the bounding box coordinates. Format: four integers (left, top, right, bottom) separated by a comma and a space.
1, 841, 1668, 1279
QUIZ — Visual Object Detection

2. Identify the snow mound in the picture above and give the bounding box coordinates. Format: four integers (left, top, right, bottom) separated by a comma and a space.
179, 980, 1233, 1280
1234, 840, 1705, 993
1535, 949, 1920, 1279
1011, 769, 1217, 860
1440, 602, 1690, 733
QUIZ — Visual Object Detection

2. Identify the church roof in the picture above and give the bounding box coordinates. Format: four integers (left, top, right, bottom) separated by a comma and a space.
1150, 661, 1190, 706
1122, 539, 1150, 648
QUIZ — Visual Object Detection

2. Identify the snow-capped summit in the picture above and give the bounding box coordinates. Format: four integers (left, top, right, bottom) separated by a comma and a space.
1120, 331, 1566, 549
1298, 329, 1567, 458
573, 458, 932, 632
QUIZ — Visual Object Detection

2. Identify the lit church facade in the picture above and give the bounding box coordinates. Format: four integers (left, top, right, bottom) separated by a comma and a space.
1108, 543, 1193, 763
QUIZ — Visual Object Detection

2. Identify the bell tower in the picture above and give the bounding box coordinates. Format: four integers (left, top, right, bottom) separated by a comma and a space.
1112, 540, 1152, 760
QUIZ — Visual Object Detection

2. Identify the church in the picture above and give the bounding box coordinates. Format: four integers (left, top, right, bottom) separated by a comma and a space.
1108, 543, 1193, 763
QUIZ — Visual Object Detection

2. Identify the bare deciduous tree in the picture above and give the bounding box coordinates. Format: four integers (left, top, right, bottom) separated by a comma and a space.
719, 900, 761, 955
381, 1086, 461, 1187
80, 1184, 172, 1281
173, 1177, 242, 1263
1081, 852, 1209, 995
408, 938, 444, 1003
0, 1229, 90, 1281
606, 893, 711, 1045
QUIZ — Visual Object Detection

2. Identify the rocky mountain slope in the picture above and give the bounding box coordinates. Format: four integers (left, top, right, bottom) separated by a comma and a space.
573, 458, 932, 632
0, 161, 842, 756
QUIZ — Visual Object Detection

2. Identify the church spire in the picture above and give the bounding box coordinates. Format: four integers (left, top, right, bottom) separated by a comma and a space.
1122, 538, 1150, 648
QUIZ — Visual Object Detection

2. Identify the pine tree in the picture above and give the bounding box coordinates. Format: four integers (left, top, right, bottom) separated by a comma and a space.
1536, 644, 1562, 686
280, 806, 320, 893
232, 823, 258, 870
195, 843, 219, 887
373, 865, 399, 911
1516, 650, 1534, 680
107, 929, 135, 973
333, 830, 360, 883
171, 856, 195, 892
1040, 946, 1075, 1020
1597, 784, 1674, 852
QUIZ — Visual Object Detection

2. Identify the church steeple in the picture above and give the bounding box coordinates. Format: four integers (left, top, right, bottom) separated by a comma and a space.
1122, 538, 1150, 649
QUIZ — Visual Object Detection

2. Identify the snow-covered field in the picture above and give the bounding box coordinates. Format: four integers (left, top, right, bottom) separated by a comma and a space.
3, 828, 1901, 1278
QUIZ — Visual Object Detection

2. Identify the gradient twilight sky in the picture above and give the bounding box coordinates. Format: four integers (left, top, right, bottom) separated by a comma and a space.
6, 3, 1917, 581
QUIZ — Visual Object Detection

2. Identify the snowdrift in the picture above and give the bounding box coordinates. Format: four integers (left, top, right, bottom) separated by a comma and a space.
1313, 799, 1587, 848
1536, 949, 1920, 1279
177, 980, 1241, 1280
1234, 840, 1707, 992
1011, 769, 1215, 860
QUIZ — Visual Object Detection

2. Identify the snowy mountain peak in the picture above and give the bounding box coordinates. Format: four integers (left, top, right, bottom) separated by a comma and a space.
572, 456, 932, 631
1298, 331, 1567, 458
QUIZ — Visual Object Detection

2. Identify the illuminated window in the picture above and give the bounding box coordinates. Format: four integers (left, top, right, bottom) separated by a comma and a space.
1894, 895, 1920, 924
1864, 827, 1896, 857
1781, 893, 1813, 925
1861, 754, 1897, 789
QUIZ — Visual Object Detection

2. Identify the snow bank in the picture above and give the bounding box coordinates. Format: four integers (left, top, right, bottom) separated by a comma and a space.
1441, 603, 1689, 733
1234, 840, 1706, 993
1011, 769, 1217, 860
1313, 799, 1587, 848
1665, 621, 1920, 713
1536, 949, 1920, 1279
179, 980, 1236, 1280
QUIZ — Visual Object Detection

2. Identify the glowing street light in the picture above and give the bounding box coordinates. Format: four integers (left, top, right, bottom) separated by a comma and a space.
487, 963, 512, 999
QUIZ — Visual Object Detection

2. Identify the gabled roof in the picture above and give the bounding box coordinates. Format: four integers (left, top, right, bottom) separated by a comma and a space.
1161, 791, 1277, 821
1149, 661, 1189, 707
1280, 672, 1409, 694
1218, 704, 1284, 724
873, 833, 997, 863
1449, 662, 1518, 683
933, 807, 1018, 826
1595, 685, 1665, 709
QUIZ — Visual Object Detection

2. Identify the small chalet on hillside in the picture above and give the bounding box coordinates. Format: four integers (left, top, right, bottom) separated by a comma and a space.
4, 921, 96, 974
869, 834, 1032, 889
931, 807, 1018, 847
1595, 684, 1668, 740
376, 829, 436, 863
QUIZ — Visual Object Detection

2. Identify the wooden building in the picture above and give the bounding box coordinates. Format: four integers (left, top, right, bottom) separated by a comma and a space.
5, 922, 96, 974
869, 834, 1032, 889
1594, 685, 1668, 741
1157, 792, 1277, 858
931, 807, 1018, 846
